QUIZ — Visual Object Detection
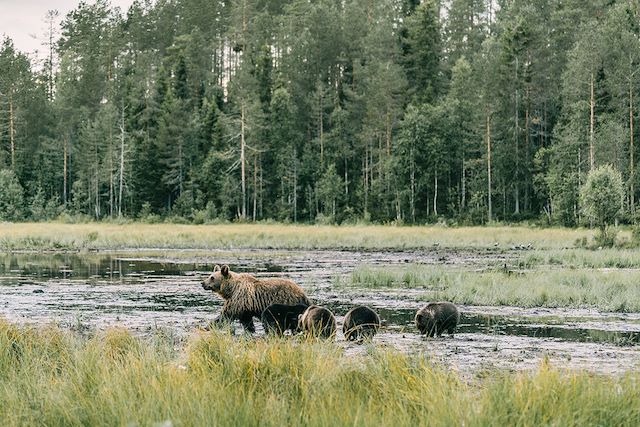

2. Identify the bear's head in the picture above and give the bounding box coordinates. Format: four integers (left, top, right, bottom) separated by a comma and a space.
202, 264, 230, 292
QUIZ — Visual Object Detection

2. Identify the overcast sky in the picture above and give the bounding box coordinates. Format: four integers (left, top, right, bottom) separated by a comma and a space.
0, 0, 135, 57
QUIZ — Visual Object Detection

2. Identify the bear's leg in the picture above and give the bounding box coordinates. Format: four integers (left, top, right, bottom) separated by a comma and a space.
427, 326, 436, 338
239, 314, 256, 333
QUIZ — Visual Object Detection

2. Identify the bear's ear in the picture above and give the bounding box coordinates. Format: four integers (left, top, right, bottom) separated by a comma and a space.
213, 265, 221, 272
221, 265, 230, 277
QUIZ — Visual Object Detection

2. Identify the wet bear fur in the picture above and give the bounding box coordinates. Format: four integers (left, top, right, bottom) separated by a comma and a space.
298, 305, 337, 339
415, 302, 460, 337
342, 306, 381, 341
261, 303, 309, 335
201, 264, 310, 333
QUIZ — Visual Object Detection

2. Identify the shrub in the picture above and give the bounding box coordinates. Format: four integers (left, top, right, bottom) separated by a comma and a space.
0, 169, 24, 221
580, 165, 624, 247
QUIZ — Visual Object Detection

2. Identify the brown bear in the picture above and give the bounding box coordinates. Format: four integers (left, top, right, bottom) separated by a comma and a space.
201, 264, 310, 333
261, 303, 309, 336
298, 305, 336, 339
415, 302, 460, 337
343, 305, 381, 341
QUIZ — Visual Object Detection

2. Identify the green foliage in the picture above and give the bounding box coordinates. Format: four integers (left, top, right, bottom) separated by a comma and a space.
29, 189, 62, 221
1, 0, 640, 225
580, 165, 624, 246
0, 169, 24, 221
316, 164, 342, 222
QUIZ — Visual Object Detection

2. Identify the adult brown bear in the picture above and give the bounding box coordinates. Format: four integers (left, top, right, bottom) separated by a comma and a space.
201, 264, 310, 333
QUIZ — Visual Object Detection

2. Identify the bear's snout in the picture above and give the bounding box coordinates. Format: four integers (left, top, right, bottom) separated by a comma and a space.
201, 280, 210, 290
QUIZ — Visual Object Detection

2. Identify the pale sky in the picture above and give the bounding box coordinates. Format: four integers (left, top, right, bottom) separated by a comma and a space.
0, 0, 136, 57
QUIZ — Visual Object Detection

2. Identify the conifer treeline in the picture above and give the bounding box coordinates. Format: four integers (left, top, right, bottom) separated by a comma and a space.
0, 0, 639, 224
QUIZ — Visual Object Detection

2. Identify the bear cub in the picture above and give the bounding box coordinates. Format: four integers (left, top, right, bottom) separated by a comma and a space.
343, 305, 381, 341
298, 305, 337, 339
415, 301, 460, 337
261, 303, 309, 335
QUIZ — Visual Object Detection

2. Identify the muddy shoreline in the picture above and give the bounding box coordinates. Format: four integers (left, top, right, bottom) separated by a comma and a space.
0, 249, 639, 375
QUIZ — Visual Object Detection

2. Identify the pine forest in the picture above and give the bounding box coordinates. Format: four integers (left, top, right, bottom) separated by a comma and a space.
1, 0, 639, 226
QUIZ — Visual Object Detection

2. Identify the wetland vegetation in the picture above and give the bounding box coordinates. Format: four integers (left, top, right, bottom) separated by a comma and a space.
344, 265, 640, 312
0, 222, 604, 251
1, 322, 639, 427
1, 223, 640, 424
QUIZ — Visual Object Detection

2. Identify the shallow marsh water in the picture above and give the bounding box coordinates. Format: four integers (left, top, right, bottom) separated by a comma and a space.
0, 249, 639, 375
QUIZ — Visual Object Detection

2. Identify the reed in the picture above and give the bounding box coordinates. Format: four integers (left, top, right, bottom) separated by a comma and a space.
0, 321, 637, 426
346, 265, 640, 312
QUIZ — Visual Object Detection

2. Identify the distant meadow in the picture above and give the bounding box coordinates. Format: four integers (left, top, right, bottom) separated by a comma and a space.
0, 222, 599, 251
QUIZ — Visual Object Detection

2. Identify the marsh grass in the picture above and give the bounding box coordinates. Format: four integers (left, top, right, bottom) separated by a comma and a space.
0, 223, 600, 251
0, 321, 638, 426
520, 248, 640, 269
346, 265, 640, 311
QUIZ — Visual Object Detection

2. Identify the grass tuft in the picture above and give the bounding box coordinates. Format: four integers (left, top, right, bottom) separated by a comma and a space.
0, 323, 638, 425
346, 265, 640, 311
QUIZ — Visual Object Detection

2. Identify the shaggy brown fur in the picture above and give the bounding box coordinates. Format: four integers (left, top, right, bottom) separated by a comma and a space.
298, 305, 336, 340
202, 264, 310, 333
343, 306, 381, 341
415, 302, 460, 337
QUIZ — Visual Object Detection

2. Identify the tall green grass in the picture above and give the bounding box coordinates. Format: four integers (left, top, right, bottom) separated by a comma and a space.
0, 223, 600, 251
0, 321, 638, 426
520, 248, 640, 269
346, 265, 640, 311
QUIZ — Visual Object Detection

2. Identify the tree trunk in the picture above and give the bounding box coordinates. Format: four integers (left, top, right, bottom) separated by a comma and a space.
461, 155, 466, 212
319, 89, 324, 165
410, 146, 415, 223
344, 156, 348, 202
590, 72, 595, 170
253, 153, 257, 222
364, 142, 369, 217
525, 82, 531, 212
109, 149, 114, 217
240, 104, 246, 219
259, 156, 263, 219
433, 170, 438, 216
178, 138, 183, 196
386, 111, 392, 155
486, 113, 492, 222
63, 137, 68, 207
9, 94, 15, 171
118, 105, 126, 217
46, 10, 58, 101
630, 82, 635, 216
293, 147, 298, 222
514, 56, 519, 215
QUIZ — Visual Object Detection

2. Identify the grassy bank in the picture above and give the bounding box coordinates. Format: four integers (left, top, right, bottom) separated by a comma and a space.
0, 222, 599, 251
0, 321, 638, 426
344, 265, 640, 312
